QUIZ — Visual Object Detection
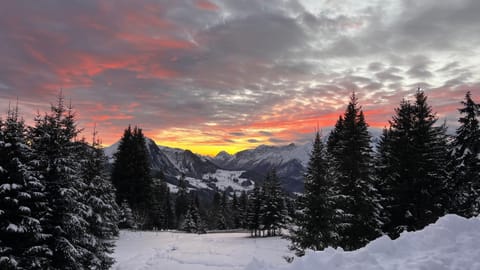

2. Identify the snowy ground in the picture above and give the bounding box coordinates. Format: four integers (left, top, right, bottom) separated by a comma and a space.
249, 214, 480, 270
113, 231, 292, 270
114, 215, 480, 270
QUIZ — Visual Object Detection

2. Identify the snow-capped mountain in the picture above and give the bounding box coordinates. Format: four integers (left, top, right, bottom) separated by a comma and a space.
210, 143, 311, 192
104, 139, 310, 193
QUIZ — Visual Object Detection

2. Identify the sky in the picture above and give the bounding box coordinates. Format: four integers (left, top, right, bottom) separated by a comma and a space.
0, 0, 479, 156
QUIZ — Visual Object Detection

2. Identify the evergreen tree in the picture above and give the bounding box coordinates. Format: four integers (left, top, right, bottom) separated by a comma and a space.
0, 106, 50, 269
238, 191, 249, 228
181, 202, 205, 234
328, 93, 383, 250
289, 132, 338, 255
450, 91, 480, 217
118, 200, 135, 229
247, 185, 263, 237
379, 90, 450, 238
29, 95, 94, 269
261, 169, 286, 237
208, 191, 226, 230
174, 174, 189, 228
76, 137, 120, 269
111, 125, 153, 228
220, 191, 233, 229
148, 176, 169, 230
231, 193, 241, 229
163, 190, 175, 230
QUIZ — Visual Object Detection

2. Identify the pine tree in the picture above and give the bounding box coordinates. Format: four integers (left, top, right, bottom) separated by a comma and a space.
29, 95, 94, 269
174, 175, 189, 228
379, 90, 450, 238
238, 191, 249, 228
181, 202, 205, 233
111, 125, 153, 228
247, 185, 263, 237
289, 132, 338, 255
148, 176, 169, 230
163, 190, 175, 230
231, 193, 241, 229
118, 200, 135, 229
208, 191, 226, 230
0, 106, 50, 269
76, 136, 119, 269
328, 93, 383, 250
450, 91, 480, 217
220, 191, 233, 229
261, 169, 286, 237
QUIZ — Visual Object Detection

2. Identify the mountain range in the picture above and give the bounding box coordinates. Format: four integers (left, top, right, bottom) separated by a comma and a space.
104, 138, 311, 194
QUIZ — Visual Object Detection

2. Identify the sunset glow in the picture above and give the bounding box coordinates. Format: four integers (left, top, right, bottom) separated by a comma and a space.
1, 1, 479, 155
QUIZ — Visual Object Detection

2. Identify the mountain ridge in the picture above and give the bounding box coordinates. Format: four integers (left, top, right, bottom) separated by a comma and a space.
104, 138, 311, 193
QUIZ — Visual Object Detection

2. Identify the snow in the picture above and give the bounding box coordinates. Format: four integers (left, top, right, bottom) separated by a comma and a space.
249, 214, 480, 270
202, 170, 254, 192
6, 223, 25, 233
184, 176, 210, 190
114, 215, 480, 270
113, 232, 291, 270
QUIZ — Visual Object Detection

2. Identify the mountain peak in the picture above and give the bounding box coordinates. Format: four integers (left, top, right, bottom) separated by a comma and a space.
215, 150, 232, 159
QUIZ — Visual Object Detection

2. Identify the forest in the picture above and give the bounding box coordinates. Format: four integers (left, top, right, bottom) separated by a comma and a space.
0, 89, 479, 269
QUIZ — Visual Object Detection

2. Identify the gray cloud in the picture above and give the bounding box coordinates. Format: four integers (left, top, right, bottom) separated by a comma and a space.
0, 0, 478, 150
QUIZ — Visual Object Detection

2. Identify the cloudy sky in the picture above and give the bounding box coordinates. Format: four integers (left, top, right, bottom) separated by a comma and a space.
0, 0, 479, 155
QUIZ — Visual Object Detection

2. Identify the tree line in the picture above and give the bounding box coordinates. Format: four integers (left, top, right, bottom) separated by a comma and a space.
289, 90, 480, 255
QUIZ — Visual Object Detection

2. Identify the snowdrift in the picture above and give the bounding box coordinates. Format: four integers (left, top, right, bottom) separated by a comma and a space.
246, 214, 480, 270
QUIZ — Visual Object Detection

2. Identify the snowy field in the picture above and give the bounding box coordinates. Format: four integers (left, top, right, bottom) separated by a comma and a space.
114, 214, 480, 270
113, 231, 292, 270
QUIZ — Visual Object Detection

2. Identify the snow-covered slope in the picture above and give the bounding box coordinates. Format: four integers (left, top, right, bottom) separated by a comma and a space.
211, 143, 311, 192
202, 169, 254, 193
113, 214, 480, 270
113, 232, 291, 270
248, 214, 480, 270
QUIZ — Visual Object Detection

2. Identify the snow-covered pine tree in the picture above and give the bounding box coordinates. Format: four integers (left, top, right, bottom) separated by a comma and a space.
29, 95, 94, 269
289, 132, 339, 255
0, 106, 50, 269
76, 136, 120, 269
328, 93, 383, 250
261, 169, 285, 237
182, 208, 197, 233
379, 89, 450, 238
450, 91, 480, 217
181, 201, 205, 233
247, 185, 263, 237
111, 125, 153, 228
118, 200, 136, 229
